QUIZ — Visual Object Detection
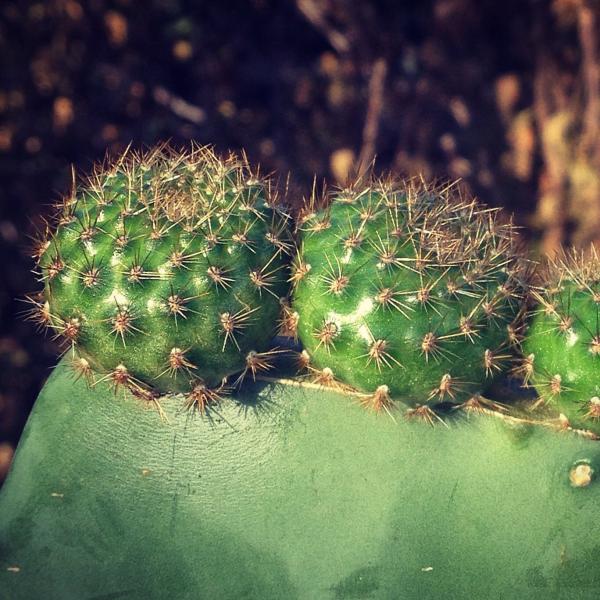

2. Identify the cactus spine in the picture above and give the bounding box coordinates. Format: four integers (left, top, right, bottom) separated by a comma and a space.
291, 179, 526, 411
28, 145, 292, 404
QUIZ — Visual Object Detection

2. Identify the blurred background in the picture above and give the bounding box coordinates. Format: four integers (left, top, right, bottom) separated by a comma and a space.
1, 0, 600, 482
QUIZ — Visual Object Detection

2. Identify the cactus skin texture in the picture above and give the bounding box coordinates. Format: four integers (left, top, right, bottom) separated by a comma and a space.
2, 358, 600, 599
28, 145, 292, 399
291, 179, 526, 410
522, 248, 600, 435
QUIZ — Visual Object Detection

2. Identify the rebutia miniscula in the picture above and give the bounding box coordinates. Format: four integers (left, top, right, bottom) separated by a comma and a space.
290, 178, 528, 414
26, 145, 292, 409
521, 247, 600, 435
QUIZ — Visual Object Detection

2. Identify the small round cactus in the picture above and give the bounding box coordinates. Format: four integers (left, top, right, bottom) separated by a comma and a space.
522, 247, 600, 435
291, 178, 526, 411
28, 145, 292, 403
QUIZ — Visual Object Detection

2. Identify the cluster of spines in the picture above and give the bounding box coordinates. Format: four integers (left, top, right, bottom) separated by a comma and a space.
290, 177, 527, 414
518, 247, 600, 433
25, 144, 292, 411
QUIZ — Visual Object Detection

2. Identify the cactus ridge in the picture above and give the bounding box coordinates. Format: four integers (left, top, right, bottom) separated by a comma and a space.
291, 177, 527, 410
522, 246, 600, 435
27, 144, 292, 399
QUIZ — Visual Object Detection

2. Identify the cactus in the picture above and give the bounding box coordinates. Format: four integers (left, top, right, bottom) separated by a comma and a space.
6, 149, 600, 599
291, 179, 526, 411
521, 247, 600, 435
2, 358, 600, 599
27, 145, 292, 402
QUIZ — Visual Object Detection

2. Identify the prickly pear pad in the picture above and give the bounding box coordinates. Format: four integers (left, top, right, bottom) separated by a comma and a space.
27, 145, 292, 399
1, 358, 599, 599
292, 180, 526, 409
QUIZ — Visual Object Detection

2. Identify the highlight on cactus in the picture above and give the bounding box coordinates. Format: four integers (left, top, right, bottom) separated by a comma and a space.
25, 144, 292, 405
291, 177, 528, 413
521, 246, 600, 435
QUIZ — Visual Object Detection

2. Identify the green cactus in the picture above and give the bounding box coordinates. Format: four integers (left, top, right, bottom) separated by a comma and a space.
521, 247, 600, 435
8, 145, 600, 599
27, 145, 292, 403
291, 179, 527, 412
